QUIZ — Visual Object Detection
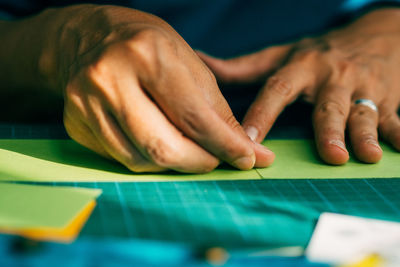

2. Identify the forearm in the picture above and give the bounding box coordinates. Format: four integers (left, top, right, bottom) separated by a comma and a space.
0, 12, 55, 94
340, 8, 400, 35
0, 6, 104, 94
0, 4, 178, 95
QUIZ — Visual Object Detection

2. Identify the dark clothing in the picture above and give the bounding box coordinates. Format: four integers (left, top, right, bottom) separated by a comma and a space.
0, 0, 399, 120
1, 0, 399, 57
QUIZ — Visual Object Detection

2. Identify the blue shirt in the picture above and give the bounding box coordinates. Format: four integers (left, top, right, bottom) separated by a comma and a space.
0, 0, 399, 119
1, 0, 399, 57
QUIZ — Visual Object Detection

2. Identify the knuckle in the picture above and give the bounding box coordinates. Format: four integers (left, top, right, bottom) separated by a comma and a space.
125, 28, 170, 63
64, 87, 81, 111
64, 82, 79, 99
120, 155, 141, 171
86, 57, 111, 86
120, 27, 178, 80
267, 76, 293, 96
351, 107, 366, 117
132, 27, 169, 44
357, 130, 375, 141
333, 57, 381, 88
249, 105, 275, 126
336, 59, 356, 72
179, 106, 209, 136
293, 49, 321, 63
64, 84, 86, 108
145, 138, 182, 167
221, 113, 241, 129
107, 145, 155, 173
358, 58, 384, 84
349, 106, 369, 119
349, 103, 379, 123
82, 60, 120, 108
334, 59, 358, 79
319, 126, 343, 139
314, 100, 346, 118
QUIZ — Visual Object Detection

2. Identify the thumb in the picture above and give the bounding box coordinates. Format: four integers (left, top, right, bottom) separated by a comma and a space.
196, 44, 293, 84
193, 53, 276, 168
212, 94, 275, 168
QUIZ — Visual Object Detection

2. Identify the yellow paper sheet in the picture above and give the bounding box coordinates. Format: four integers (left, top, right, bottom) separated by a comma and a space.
0, 182, 101, 242
1, 200, 96, 243
0, 139, 399, 182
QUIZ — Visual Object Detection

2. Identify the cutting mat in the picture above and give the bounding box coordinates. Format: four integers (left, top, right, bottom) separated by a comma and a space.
79, 179, 400, 248
2, 123, 400, 249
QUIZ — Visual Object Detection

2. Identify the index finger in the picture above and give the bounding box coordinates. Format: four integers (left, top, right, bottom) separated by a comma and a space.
196, 45, 293, 84
242, 56, 329, 143
143, 62, 257, 170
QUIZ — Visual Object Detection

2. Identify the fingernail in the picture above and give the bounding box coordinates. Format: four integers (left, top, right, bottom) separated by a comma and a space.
366, 139, 382, 151
329, 139, 348, 153
245, 126, 259, 141
232, 154, 256, 170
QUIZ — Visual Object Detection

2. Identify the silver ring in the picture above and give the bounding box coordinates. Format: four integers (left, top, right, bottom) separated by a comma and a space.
354, 99, 378, 112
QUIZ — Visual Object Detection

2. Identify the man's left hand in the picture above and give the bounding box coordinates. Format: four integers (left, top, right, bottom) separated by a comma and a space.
198, 8, 400, 165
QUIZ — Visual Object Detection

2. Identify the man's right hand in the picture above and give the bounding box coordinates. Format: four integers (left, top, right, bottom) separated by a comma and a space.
27, 5, 274, 173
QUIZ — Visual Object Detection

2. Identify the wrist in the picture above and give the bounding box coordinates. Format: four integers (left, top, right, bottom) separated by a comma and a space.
0, 4, 102, 95
38, 4, 103, 94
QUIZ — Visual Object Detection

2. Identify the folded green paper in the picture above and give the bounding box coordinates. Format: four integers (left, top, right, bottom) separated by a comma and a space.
0, 139, 398, 182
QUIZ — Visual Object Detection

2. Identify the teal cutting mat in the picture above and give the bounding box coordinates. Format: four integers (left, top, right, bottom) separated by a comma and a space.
2, 123, 400, 250
70, 179, 400, 248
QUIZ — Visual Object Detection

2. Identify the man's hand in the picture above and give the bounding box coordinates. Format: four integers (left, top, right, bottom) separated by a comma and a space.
0, 5, 274, 172
198, 8, 400, 165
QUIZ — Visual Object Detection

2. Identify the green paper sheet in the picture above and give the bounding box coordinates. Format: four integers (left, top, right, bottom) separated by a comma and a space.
0, 139, 399, 182
0, 183, 101, 229
0, 140, 258, 182
259, 139, 400, 179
